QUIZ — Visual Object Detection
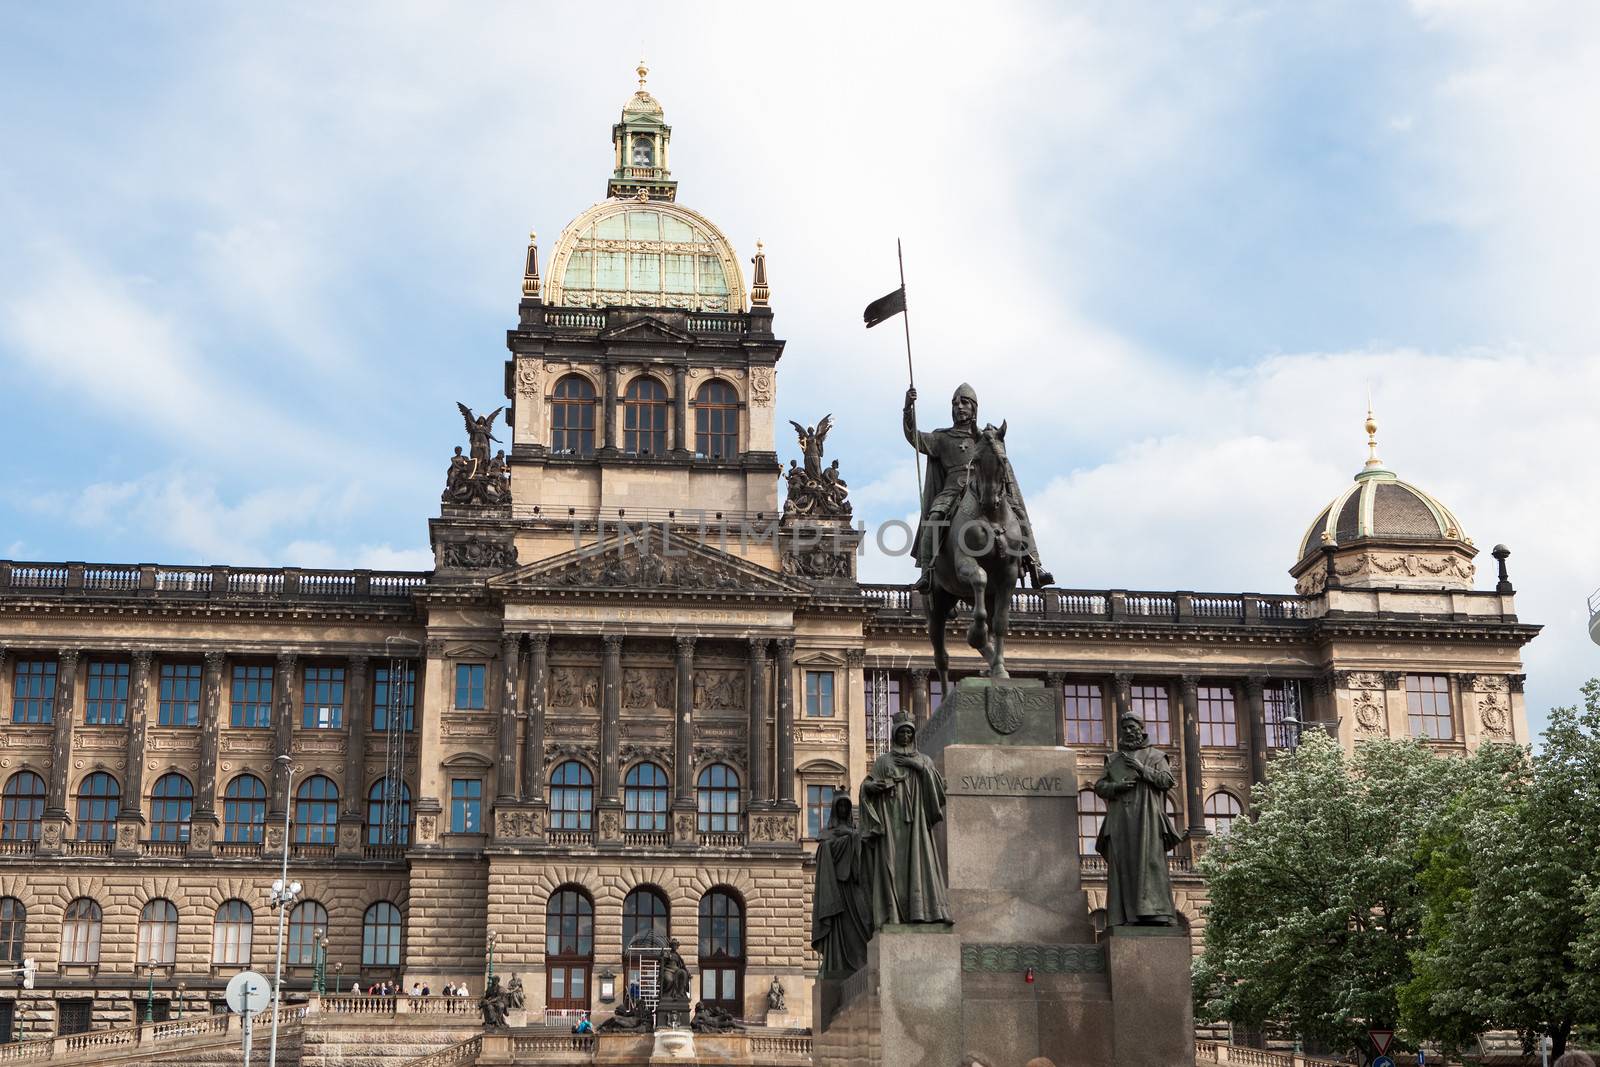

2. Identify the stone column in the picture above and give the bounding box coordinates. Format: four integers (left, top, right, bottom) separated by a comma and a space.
336, 655, 370, 858
673, 636, 696, 798
1046, 671, 1066, 747
908, 669, 930, 727
603, 364, 619, 452
497, 634, 522, 801
1179, 675, 1206, 838
45, 649, 81, 816
600, 635, 623, 801
521, 635, 549, 801
1111, 672, 1132, 724
774, 638, 796, 807
672, 363, 689, 454
0, 647, 10, 727
1243, 676, 1267, 787
748, 638, 770, 807
192, 651, 226, 851
270, 652, 297, 817
125, 651, 153, 816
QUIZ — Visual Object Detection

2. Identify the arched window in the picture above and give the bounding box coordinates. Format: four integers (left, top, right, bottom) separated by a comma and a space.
623, 762, 669, 832
213, 900, 253, 966
694, 380, 739, 459
545, 888, 594, 1012
1, 771, 46, 841
623, 376, 669, 456
294, 776, 339, 844
696, 764, 741, 834
622, 887, 669, 987
1076, 788, 1106, 858
59, 898, 101, 965
150, 773, 194, 842
631, 134, 654, 167
287, 901, 327, 965
0, 897, 25, 964
549, 762, 594, 831
363, 902, 403, 967
1204, 792, 1242, 836
366, 780, 412, 845
223, 775, 267, 843
698, 889, 744, 1014
551, 375, 597, 456
137, 899, 178, 965
74, 772, 120, 841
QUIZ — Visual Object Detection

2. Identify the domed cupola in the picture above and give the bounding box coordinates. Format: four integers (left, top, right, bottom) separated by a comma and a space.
1291, 408, 1476, 594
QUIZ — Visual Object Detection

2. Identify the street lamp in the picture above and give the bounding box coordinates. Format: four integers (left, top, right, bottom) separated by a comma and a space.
267, 755, 300, 1067
312, 929, 327, 996
176, 981, 185, 1020
485, 930, 498, 985
334, 961, 343, 995
144, 962, 156, 1023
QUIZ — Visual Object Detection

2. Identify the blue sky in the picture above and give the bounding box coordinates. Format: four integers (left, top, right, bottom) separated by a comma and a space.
1, 2, 1596, 741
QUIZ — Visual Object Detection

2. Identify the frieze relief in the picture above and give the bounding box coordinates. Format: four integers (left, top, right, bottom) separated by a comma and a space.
1470, 675, 1510, 694
694, 745, 745, 769
496, 807, 544, 839
622, 668, 674, 710
694, 670, 745, 713
750, 813, 795, 843
620, 743, 671, 767
750, 367, 774, 404
1336, 671, 1386, 691
549, 668, 601, 709
544, 743, 595, 769
551, 542, 748, 591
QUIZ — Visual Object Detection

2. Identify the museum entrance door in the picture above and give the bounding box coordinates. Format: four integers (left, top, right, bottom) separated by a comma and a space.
545, 886, 594, 1017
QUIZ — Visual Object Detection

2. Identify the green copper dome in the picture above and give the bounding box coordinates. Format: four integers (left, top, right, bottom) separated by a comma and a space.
545, 199, 747, 313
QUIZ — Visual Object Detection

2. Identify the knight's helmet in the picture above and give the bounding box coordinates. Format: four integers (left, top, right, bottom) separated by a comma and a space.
952, 382, 979, 421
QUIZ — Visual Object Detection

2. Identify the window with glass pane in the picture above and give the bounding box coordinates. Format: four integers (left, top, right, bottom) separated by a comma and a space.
697, 764, 741, 833
367, 780, 412, 845
1264, 684, 1301, 749
362, 902, 402, 967
805, 671, 835, 718
1204, 792, 1242, 835
694, 380, 738, 458
623, 377, 669, 455
1, 771, 45, 841
551, 375, 597, 456
301, 667, 345, 729
74, 773, 120, 841
137, 899, 178, 965
1130, 684, 1173, 746
453, 664, 486, 710
223, 775, 266, 843
450, 778, 482, 833
1077, 788, 1106, 857
1197, 686, 1238, 747
230, 665, 273, 728
622, 888, 668, 985
1063, 683, 1105, 745
545, 888, 593, 1012
698, 890, 744, 1013
158, 663, 202, 726
12, 660, 56, 724
287, 901, 327, 965
293, 776, 339, 844
150, 773, 194, 842
1406, 674, 1454, 740
805, 784, 837, 838
373, 663, 416, 731
0, 898, 24, 964
212, 900, 253, 966
623, 763, 668, 832
84, 661, 129, 725
59, 898, 101, 965
549, 762, 594, 831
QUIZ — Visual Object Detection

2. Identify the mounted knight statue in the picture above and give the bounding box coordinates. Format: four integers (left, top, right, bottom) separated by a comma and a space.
903, 384, 1053, 686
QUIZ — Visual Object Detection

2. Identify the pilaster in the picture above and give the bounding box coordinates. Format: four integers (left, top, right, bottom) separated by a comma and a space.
672, 635, 697, 848
747, 638, 771, 809
774, 637, 796, 807
496, 633, 522, 801
45, 649, 80, 818
190, 650, 226, 857
521, 634, 549, 801
270, 652, 297, 816
1178, 676, 1206, 840
337, 655, 370, 859
1242, 676, 1267, 788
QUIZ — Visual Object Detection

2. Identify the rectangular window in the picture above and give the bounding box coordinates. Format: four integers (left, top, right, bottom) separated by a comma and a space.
1264, 683, 1301, 749
1197, 686, 1238, 747
57, 999, 93, 1036
302, 667, 345, 729
84, 661, 129, 725
230, 665, 273, 728
374, 663, 418, 731
1063, 683, 1105, 745
12, 660, 56, 724
1130, 685, 1173, 747
804, 671, 835, 718
450, 779, 483, 833
1406, 674, 1454, 740
454, 664, 486, 710
157, 663, 202, 726
806, 784, 838, 838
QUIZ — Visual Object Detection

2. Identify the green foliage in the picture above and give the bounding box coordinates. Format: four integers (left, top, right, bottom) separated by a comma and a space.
1193, 732, 1515, 1057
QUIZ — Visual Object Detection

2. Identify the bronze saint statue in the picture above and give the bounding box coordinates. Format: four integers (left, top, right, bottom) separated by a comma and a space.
1093, 712, 1182, 926
810, 795, 873, 978
904, 384, 1052, 685
859, 713, 952, 928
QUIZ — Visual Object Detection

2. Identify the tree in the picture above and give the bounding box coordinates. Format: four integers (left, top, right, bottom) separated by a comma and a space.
1193, 733, 1505, 1058
1402, 681, 1600, 1058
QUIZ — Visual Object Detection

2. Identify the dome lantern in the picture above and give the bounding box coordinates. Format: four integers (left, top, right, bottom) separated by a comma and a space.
608, 60, 677, 202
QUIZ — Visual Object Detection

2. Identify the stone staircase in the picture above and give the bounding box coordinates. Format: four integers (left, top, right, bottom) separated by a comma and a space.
0, 1007, 307, 1067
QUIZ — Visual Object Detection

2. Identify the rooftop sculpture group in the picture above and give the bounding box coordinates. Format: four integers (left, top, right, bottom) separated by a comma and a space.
784, 414, 852, 519
443, 403, 511, 506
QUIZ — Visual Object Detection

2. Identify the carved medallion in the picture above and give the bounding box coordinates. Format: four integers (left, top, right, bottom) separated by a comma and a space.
986, 686, 1024, 735
1478, 693, 1511, 735
1353, 694, 1384, 732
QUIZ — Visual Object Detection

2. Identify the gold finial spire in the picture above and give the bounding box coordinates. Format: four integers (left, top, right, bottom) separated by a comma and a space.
637, 59, 649, 90
522, 229, 540, 299
750, 239, 770, 307
1363, 391, 1383, 470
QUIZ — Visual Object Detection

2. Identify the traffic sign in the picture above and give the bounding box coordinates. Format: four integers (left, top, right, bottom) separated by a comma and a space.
1417, 1050, 1425, 1066
226, 971, 270, 1015
1372, 1057, 1395, 1067
1370, 1029, 1395, 1055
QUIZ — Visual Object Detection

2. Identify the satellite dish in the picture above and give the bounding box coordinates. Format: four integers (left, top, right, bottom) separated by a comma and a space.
226, 971, 271, 1016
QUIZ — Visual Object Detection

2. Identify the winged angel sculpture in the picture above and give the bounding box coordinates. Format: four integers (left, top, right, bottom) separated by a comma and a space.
443, 403, 510, 506
784, 414, 851, 519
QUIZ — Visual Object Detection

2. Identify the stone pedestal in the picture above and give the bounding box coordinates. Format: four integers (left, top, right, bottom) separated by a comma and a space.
1109, 925, 1195, 1067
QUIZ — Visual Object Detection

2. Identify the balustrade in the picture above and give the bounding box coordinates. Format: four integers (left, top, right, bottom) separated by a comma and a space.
0, 560, 422, 602
622, 830, 671, 848
698, 830, 745, 849
141, 840, 187, 858
546, 829, 595, 847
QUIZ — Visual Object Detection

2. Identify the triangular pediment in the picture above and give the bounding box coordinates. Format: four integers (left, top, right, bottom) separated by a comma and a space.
488, 530, 808, 597
599, 316, 695, 345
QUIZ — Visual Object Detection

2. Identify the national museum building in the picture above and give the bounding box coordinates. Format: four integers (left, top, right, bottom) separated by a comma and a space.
0, 71, 1538, 1043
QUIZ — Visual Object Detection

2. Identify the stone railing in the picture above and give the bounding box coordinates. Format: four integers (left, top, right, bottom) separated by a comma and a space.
396, 1036, 482, 1067
547, 829, 595, 847
1195, 1041, 1350, 1066
623, 830, 671, 848
1081, 855, 1196, 876
63, 839, 111, 856
214, 841, 263, 858
698, 830, 746, 849
141, 840, 187, 858
748, 1032, 815, 1058
316, 994, 477, 1016
860, 584, 1309, 626
0, 839, 38, 856
0, 1006, 305, 1064
512, 1032, 597, 1054
0, 561, 427, 605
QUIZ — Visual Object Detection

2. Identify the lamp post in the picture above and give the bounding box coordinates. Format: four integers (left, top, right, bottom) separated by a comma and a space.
176, 981, 185, 1020
312, 929, 327, 996
334, 961, 343, 995
485, 930, 497, 986
144, 962, 156, 1024
267, 755, 301, 1067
